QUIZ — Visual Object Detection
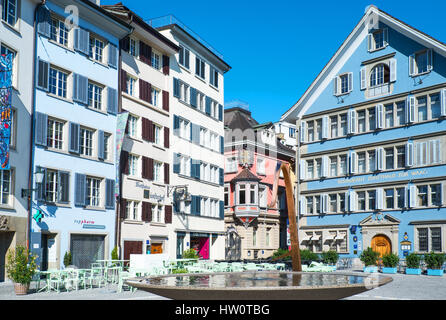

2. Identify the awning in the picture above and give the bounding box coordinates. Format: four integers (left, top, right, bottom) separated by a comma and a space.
325, 234, 336, 241
311, 235, 321, 241
301, 235, 312, 241
335, 234, 346, 240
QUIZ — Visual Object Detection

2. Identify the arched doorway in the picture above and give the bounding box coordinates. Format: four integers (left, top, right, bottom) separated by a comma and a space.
371, 234, 391, 259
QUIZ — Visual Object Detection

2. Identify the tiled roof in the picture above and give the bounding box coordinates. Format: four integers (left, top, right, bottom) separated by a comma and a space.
231, 168, 261, 182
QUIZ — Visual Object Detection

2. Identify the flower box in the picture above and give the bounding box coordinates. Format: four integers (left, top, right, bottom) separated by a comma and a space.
363, 266, 378, 273
405, 268, 421, 275
427, 269, 444, 276
382, 267, 397, 274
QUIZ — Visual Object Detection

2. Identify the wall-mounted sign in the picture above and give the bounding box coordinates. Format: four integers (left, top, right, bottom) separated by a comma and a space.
353, 236, 358, 242
75, 219, 105, 230
135, 183, 166, 202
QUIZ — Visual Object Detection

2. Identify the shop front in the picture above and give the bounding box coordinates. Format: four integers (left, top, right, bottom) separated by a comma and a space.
190, 233, 210, 259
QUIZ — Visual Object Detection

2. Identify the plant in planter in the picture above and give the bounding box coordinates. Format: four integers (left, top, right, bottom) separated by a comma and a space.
424, 252, 445, 276
300, 249, 320, 265
182, 249, 199, 259
6, 246, 38, 295
321, 251, 339, 270
381, 253, 399, 274
360, 247, 380, 273
111, 247, 119, 261
63, 251, 72, 268
405, 253, 422, 275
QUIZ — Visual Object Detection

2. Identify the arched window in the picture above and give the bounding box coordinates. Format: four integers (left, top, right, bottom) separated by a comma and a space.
370, 63, 390, 87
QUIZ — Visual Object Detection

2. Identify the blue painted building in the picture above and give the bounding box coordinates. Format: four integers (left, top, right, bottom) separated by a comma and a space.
281, 6, 446, 263
30, 0, 130, 269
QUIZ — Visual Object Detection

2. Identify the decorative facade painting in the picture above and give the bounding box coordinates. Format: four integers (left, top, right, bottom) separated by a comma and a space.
0, 54, 12, 170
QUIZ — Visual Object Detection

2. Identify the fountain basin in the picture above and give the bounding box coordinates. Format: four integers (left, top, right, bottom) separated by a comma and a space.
126, 271, 393, 300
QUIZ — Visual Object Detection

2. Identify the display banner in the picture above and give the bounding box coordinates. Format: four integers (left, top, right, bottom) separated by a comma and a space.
0, 54, 12, 170
268, 161, 282, 208
115, 111, 129, 198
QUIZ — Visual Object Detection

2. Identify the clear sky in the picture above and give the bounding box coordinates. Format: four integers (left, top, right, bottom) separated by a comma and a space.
101, 0, 446, 124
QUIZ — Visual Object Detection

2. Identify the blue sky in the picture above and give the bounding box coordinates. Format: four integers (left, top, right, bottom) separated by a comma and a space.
101, 0, 446, 124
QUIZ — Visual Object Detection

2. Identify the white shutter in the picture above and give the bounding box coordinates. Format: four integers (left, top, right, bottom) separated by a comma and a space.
333, 76, 339, 96
367, 33, 373, 52
348, 72, 353, 93
376, 188, 384, 210
322, 194, 329, 214
322, 156, 329, 178
322, 116, 329, 140
441, 89, 446, 117
300, 196, 307, 215
376, 147, 384, 171
299, 159, 306, 181
349, 190, 357, 212
348, 109, 357, 134
376, 104, 384, 129
349, 151, 357, 174
429, 140, 441, 164
300, 121, 307, 144
383, 28, 389, 46
406, 142, 414, 167
406, 96, 416, 123
427, 49, 433, 71
409, 54, 415, 77
409, 185, 417, 208
389, 58, 397, 82
360, 67, 367, 90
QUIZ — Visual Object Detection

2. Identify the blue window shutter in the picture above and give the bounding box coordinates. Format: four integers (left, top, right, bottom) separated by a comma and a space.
108, 43, 118, 68
69, 122, 80, 154
36, 59, 50, 91
220, 136, 224, 154
173, 115, 180, 135
196, 196, 201, 216
105, 179, 115, 209
73, 74, 88, 105
219, 168, 224, 186
173, 78, 180, 98
37, 6, 51, 37
98, 130, 105, 160
35, 112, 48, 146
190, 87, 197, 108
107, 88, 118, 115
74, 28, 90, 55
74, 173, 86, 207
191, 124, 200, 144
205, 96, 211, 115
219, 200, 225, 219
173, 153, 180, 174
218, 104, 223, 121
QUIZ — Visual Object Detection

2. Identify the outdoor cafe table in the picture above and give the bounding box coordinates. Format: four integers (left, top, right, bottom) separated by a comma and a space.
37, 270, 68, 293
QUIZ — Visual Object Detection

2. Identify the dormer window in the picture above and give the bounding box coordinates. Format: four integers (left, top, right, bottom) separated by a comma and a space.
333, 73, 353, 96
368, 28, 388, 52
409, 49, 433, 77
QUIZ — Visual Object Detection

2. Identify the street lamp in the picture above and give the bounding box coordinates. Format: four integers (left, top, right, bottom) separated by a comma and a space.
21, 167, 45, 198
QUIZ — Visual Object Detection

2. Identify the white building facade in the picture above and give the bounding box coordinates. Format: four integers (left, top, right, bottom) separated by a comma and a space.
150, 16, 231, 260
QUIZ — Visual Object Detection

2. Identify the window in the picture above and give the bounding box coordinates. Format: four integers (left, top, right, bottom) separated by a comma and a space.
340, 114, 347, 136
126, 201, 140, 221
224, 185, 229, 206
197, 91, 206, 112
238, 183, 258, 205
151, 51, 160, 70
89, 37, 105, 63
49, 67, 68, 98
195, 56, 205, 79
396, 188, 405, 208
0, 170, 11, 205
265, 228, 271, 247
396, 101, 406, 126
315, 196, 321, 214
45, 170, 58, 203
152, 204, 164, 223
339, 193, 346, 212
210, 67, 219, 88
385, 189, 394, 209
307, 121, 314, 142
153, 161, 162, 183
257, 157, 265, 175
126, 75, 136, 96
431, 228, 442, 252
259, 185, 267, 208
430, 93, 441, 119
103, 133, 111, 161
88, 82, 103, 110
330, 156, 337, 177
129, 38, 137, 57
2, 0, 17, 26
179, 118, 190, 140
418, 227, 442, 252
368, 190, 376, 210
357, 191, 366, 211
80, 128, 94, 157
418, 228, 428, 252
417, 96, 428, 122
179, 81, 189, 103
329, 194, 337, 213
330, 116, 338, 138
417, 185, 428, 207
306, 196, 314, 215
86, 177, 101, 207
385, 104, 394, 128
340, 74, 350, 95
50, 18, 69, 47
368, 107, 376, 131
358, 110, 366, 133
385, 148, 394, 170
0, 45, 16, 85
315, 119, 322, 141
358, 152, 366, 174
315, 159, 321, 179
370, 64, 390, 87
127, 115, 138, 139
430, 184, 442, 206
128, 154, 139, 177
151, 87, 160, 107
179, 155, 190, 176
396, 146, 405, 169
226, 156, 237, 173
47, 118, 64, 150
414, 50, 430, 75
370, 29, 387, 51
340, 155, 347, 176
178, 45, 190, 69
289, 127, 296, 138
238, 184, 246, 205
252, 228, 257, 246
153, 124, 162, 146
368, 150, 376, 172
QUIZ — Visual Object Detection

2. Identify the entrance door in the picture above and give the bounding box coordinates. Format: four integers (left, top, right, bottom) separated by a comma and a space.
123, 241, 142, 265
41, 234, 57, 271
71, 235, 105, 269
151, 243, 163, 254
0, 232, 13, 282
371, 235, 391, 261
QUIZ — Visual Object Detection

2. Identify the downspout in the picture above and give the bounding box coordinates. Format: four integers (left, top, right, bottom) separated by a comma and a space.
27, 1, 45, 250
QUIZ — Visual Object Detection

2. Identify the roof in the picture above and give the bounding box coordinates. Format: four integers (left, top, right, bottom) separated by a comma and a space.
231, 168, 262, 182
280, 5, 446, 123
224, 107, 259, 131
77, 0, 132, 31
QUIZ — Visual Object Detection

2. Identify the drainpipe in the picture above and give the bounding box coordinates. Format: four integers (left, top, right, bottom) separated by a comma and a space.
295, 118, 301, 242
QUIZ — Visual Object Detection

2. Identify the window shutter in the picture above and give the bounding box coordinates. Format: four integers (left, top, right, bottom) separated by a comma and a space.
321, 156, 329, 178
37, 6, 51, 37
108, 43, 118, 68
120, 37, 130, 53
299, 159, 306, 180
389, 58, 397, 82
427, 49, 433, 71
220, 136, 224, 155
406, 142, 414, 167
348, 72, 353, 92
162, 55, 170, 75
383, 28, 389, 46
218, 104, 223, 121
406, 96, 416, 123
173, 78, 180, 98
73, 73, 88, 105
429, 140, 441, 164
35, 112, 48, 147
190, 88, 197, 108
219, 201, 225, 220
333, 76, 339, 96
360, 67, 367, 90
164, 163, 170, 185
35, 167, 47, 202
173, 153, 180, 174
74, 173, 86, 207
164, 127, 170, 148
162, 90, 169, 112
139, 41, 151, 65
105, 179, 115, 209
185, 49, 190, 69
376, 188, 384, 210
120, 150, 129, 175
107, 88, 118, 115
173, 115, 180, 135
300, 121, 306, 144
57, 171, 70, 204
322, 194, 329, 214
299, 196, 307, 215
321, 116, 329, 140
68, 122, 80, 153
409, 54, 415, 77
409, 185, 417, 208
121, 69, 127, 93
367, 33, 373, 52
98, 130, 105, 160
348, 109, 357, 134
376, 104, 384, 129
147, 202, 153, 222
376, 147, 384, 171
191, 123, 199, 144
441, 89, 446, 117
142, 156, 148, 179
36, 59, 50, 91
349, 190, 357, 212
349, 151, 357, 175
205, 96, 211, 115
148, 158, 154, 181
74, 28, 90, 56
165, 205, 172, 224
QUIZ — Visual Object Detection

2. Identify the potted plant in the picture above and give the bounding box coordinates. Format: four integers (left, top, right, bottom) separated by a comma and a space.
405, 253, 422, 275
424, 252, 445, 276
111, 247, 119, 261
63, 251, 72, 268
321, 251, 339, 270
6, 245, 38, 295
381, 253, 399, 274
182, 249, 199, 259
360, 247, 380, 273
300, 249, 320, 265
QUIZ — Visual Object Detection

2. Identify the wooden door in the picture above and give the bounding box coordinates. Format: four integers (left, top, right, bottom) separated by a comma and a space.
123, 241, 143, 266
151, 243, 163, 254
371, 235, 391, 263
